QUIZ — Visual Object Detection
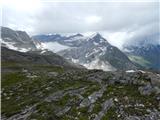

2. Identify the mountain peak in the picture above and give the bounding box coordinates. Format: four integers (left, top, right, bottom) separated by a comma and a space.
90, 32, 102, 39
88, 32, 109, 44
68, 33, 83, 38
75, 33, 83, 37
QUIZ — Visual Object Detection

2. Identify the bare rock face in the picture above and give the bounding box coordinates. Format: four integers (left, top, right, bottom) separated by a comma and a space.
1, 27, 37, 52
57, 33, 136, 71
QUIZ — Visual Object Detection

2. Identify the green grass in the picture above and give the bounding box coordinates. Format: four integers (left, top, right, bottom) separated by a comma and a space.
2, 62, 159, 119
1, 68, 100, 119
2, 72, 27, 87
100, 84, 159, 117
92, 102, 102, 113
128, 55, 151, 67
54, 94, 70, 106
82, 84, 101, 97
102, 107, 117, 120
2, 61, 64, 73
1, 61, 21, 67
30, 65, 64, 73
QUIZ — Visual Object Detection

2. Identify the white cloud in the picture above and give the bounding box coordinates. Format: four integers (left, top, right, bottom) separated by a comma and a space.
1, 0, 159, 48
1, 0, 42, 12
101, 31, 134, 49
85, 15, 102, 24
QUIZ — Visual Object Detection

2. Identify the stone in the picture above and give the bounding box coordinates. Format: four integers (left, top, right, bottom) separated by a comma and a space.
125, 116, 141, 120
26, 75, 38, 79
114, 98, 118, 102
94, 98, 114, 120
45, 91, 64, 102
79, 98, 91, 108
153, 86, 160, 94
6, 105, 36, 120
138, 84, 153, 95
48, 72, 58, 77
22, 68, 28, 73
56, 106, 71, 117
80, 85, 106, 108
88, 104, 95, 113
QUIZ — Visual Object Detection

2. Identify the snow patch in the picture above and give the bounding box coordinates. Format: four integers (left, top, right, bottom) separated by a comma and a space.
71, 58, 79, 63
122, 48, 134, 53
33, 41, 45, 50
83, 58, 116, 71
138, 70, 146, 73
85, 48, 100, 58
93, 42, 99, 46
1, 39, 29, 52
126, 70, 136, 73
99, 47, 107, 52
40, 50, 47, 54
41, 42, 70, 53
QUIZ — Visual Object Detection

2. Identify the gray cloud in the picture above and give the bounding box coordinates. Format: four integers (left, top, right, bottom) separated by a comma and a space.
1, 0, 159, 48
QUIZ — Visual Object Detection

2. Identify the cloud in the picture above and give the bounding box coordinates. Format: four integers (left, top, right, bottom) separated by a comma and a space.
85, 15, 102, 24
1, 0, 159, 48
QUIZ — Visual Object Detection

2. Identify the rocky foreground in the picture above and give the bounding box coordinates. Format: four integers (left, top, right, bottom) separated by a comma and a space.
1, 66, 160, 120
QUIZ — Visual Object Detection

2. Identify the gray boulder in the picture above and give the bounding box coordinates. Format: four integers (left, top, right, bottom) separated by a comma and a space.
138, 84, 153, 95
94, 98, 114, 120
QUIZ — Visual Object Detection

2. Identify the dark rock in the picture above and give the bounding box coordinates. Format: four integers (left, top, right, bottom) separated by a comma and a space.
138, 84, 154, 95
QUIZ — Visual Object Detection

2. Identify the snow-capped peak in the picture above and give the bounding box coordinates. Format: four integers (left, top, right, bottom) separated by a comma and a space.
87, 33, 109, 45
90, 32, 101, 39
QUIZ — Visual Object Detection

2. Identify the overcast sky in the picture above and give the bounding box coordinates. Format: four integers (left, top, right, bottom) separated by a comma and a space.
1, 0, 159, 48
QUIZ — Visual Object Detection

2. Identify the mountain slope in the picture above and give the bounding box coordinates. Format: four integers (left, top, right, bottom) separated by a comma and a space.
123, 39, 160, 71
1, 27, 37, 52
32, 33, 86, 47
1, 47, 84, 70
57, 33, 136, 71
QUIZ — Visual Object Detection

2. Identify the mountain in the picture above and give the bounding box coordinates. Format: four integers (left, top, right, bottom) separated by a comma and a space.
32, 33, 87, 47
34, 33, 136, 71
58, 33, 135, 71
1, 46, 84, 70
1, 27, 136, 71
1, 27, 37, 52
33, 34, 67, 42
123, 39, 160, 71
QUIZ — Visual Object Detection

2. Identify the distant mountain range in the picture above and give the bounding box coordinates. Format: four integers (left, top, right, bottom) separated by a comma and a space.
33, 33, 136, 71
1, 26, 159, 71
123, 38, 160, 71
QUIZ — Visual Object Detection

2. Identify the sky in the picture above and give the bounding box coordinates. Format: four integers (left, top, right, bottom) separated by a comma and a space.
1, 0, 159, 49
